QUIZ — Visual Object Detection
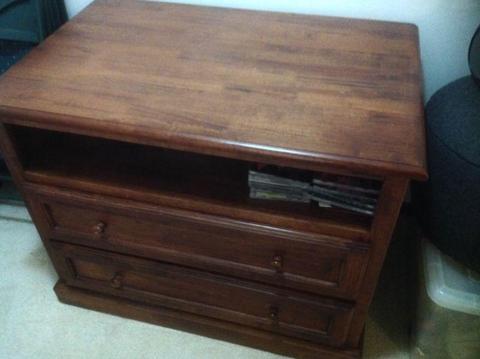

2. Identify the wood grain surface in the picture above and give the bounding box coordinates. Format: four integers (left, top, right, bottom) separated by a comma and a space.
0, 0, 426, 179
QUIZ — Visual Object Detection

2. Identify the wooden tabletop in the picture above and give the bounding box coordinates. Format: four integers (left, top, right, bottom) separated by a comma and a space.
0, 0, 427, 179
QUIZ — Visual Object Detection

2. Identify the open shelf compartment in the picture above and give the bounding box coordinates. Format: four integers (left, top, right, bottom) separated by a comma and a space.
7, 124, 379, 241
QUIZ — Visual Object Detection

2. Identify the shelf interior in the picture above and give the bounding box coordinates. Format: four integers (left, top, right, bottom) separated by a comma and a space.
8, 125, 374, 240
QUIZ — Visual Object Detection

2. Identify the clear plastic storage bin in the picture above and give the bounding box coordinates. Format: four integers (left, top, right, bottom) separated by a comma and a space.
412, 238, 480, 359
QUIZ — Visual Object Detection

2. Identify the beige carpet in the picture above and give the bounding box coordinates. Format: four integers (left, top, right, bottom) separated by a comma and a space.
0, 203, 412, 358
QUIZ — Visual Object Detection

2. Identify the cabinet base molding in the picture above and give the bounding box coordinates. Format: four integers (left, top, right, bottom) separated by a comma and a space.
54, 281, 361, 359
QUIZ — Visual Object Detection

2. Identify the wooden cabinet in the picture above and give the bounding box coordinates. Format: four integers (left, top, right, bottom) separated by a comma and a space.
0, 1, 426, 358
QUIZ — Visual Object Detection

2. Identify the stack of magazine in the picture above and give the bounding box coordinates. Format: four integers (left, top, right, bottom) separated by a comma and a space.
248, 167, 379, 216
248, 170, 311, 203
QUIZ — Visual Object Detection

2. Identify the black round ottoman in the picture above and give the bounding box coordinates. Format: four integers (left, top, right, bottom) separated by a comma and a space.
420, 76, 480, 272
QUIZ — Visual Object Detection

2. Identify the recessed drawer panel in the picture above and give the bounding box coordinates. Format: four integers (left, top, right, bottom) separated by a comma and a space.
27, 185, 369, 299
51, 242, 354, 347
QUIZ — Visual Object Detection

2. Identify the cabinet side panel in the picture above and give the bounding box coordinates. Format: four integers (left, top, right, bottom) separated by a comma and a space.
346, 177, 409, 346
0, 122, 67, 279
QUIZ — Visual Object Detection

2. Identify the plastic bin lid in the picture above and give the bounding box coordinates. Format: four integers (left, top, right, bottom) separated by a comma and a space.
423, 238, 480, 316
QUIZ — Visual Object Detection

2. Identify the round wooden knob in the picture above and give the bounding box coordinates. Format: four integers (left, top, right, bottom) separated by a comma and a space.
110, 273, 123, 289
269, 306, 279, 321
93, 221, 107, 235
271, 254, 283, 272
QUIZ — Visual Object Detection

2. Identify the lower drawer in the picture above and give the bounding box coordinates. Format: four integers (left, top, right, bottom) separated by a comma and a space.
51, 242, 354, 347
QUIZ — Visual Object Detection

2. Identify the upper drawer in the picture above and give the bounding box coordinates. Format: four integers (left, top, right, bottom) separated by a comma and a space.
51, 241, 354, 347
26, 185, 369, 299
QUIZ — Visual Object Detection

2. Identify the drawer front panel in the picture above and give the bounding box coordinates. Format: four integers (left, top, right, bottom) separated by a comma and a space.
51, 242, 354, 346
28, 186, 369, 299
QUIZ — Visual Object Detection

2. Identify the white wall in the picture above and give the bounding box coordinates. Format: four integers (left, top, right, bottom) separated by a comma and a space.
65, 0, 480, 101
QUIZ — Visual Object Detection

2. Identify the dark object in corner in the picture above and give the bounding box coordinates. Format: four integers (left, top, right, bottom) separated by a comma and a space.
419, 76, 480, 273
469, 25, 480, 85
0, 0, 67, 43
0, 40, 33, 75
0, 39, 32, 202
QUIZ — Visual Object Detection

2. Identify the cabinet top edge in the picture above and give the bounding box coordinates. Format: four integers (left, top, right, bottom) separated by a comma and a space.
0, 106, 427, 181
